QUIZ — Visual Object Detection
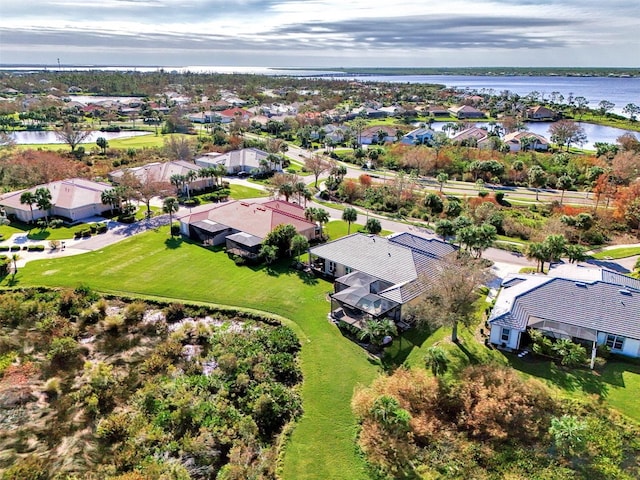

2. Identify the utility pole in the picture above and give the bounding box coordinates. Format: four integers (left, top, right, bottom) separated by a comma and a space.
57, 58, 61, 71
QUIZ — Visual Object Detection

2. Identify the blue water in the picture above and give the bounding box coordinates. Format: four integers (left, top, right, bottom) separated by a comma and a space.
331, 74, 640, 117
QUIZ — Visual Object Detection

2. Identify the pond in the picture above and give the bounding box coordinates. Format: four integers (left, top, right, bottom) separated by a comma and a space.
10, 130, 152, 145
426, 121, 637, 150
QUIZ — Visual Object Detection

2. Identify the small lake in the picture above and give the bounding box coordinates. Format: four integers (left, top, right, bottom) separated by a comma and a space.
426, 121, 638, 151
10, 130, 152, 145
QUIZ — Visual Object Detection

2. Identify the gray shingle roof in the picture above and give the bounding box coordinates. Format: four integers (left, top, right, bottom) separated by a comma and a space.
310, 232, 452, 304
309, 234, 420, 285
490, 278, 640, 340
389, 232, 457, 259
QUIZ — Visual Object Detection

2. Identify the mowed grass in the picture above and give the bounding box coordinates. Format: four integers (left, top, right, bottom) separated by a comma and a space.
383, 317, 640, 422
591, 246, 640, 260
16, 133, 192, 151
5, 230, 379, 480
229, 184, 269, 200
324, 220, 393, 241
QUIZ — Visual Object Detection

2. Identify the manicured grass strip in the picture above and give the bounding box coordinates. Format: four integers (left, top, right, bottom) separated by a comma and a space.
5, 230, 377, 480
229, 184, 269, 200
324, 220, 393, 241
591, 246, 640, 260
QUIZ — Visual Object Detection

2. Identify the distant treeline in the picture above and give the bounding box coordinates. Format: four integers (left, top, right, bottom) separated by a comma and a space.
286, 66, 640, 77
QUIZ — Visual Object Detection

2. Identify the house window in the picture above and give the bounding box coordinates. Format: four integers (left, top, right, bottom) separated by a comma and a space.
605, 334, 625, 351
328, 261, 336, 273
500, 328, 511, 343
345, 267, 352, 274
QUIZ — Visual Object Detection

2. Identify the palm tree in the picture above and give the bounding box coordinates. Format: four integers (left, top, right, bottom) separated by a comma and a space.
436, 172, 449, 193
184, 170, 197, 199
556, 175, 574, 205
162, 197, 180, 237
526, 242, 548, 272
170, 174, 185, 196
19, 191, 37, 223
34, 187, 52, 226
101, 188, 119, 215
424, 345, 449, 377
10, 253, 20, 276
278, 182, 294, 202
342, 207, 358, 234
290, 234, 309, 263
314, 208, 330, 238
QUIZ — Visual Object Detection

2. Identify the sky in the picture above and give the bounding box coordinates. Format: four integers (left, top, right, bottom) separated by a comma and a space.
1, 0, 639, 68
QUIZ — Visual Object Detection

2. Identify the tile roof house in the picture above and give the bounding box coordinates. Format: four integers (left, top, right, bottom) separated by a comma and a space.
488, 264, 640, 367
502, 132, 550, 152
401, 127, 435, 145
526, 105, 558, 121
448, 105, 486, 119
178, 200, 319, 259
194, 148, 279, 175
309, 232, 458, 328
109, 160, 206, 193
450, 127, 491, 148
359, 126, 398, 145
0, 178, 112, 222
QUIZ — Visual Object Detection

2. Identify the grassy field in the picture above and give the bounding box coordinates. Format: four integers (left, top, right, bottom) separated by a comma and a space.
0, 219, 96, 242
591, 246, 640, 260
229, 184, 269, 200
323, 220, 393, 241
16, 133, 192, 151
3, 230, 379, 480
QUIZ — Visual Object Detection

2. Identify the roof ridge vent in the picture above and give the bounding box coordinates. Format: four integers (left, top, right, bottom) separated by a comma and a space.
575, 282, 587, 287
619, 289, 632, 295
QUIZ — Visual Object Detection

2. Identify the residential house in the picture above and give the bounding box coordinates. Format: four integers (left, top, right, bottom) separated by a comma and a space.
0, 178, 112, 222
218, 107, 252, 123
448, 105, 486, 119
502, 132, 550, 152
426, 105, 450, 117
450, 127, 491, 148
195, 148, 279, 175
526, 105, 558, 121
401, 127, 435, 145
309, 232, 458, 328
178, 200, 319, 259
187, 111, 222, 124
488, 264, 640, 367
109, 160, 206, 193
359, 126, 398, 145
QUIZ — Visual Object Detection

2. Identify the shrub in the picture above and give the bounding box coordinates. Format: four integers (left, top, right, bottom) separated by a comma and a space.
124, 301, 147, 323
96, 412, 131, 442
27, 245, 45, 252
0, 245, 9, 251
102, 315, 125, 333
43, 377, 62, 397
10, 245, 20, 251
164, 302, 185, 323
1, 455, 49, 480
47, 337, 80, 363
170, 224, 181, 236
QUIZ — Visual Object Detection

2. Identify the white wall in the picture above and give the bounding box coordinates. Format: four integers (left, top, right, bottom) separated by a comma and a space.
489, 324, 521, 350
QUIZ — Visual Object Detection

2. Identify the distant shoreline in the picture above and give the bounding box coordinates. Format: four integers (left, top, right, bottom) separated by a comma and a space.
0, 65, 638, 78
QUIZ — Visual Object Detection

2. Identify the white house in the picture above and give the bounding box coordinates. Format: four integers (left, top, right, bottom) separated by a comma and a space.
488, 264, 640, 366
0, 178, 112, 222
195, 148, 280, 175
502, 132, 550, 152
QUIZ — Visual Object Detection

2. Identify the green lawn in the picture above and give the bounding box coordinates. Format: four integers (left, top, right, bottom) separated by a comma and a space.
324, 220, 393, 241
229, 184, 269, 200
17, 133, 192, 151
591, 246, 640, 260
3, 230, 379, 480
0, 219, 91, 242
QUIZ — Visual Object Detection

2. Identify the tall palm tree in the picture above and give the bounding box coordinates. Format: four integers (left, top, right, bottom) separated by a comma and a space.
10, 253, 20, 276
34, 187, 52, 226
170, 174, 185, 196
101, 188, 119, 216
184, 170, 198, 199
162, 197, 180, 237
341, 207, 358, 234
19, 191, 37, 223
278, 183, 294, 202
314, 208, 330, 238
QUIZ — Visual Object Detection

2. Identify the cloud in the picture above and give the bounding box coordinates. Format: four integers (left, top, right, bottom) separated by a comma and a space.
1, 0, 638, 66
